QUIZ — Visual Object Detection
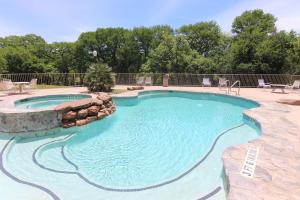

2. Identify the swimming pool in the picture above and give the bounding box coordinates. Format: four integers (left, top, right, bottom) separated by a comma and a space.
1, 91, 260, 200
14, 94, 92, 109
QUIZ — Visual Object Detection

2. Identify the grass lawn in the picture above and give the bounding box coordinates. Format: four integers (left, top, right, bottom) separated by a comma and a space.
110, 89, 127, 94
36, 84, 127, 94
37, 84, 72, 89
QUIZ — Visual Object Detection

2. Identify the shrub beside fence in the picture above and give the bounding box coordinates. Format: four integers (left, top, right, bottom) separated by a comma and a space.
0, 73, 299, 88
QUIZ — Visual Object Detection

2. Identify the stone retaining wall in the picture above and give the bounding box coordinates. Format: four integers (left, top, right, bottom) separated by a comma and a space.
55, 93, 116, 128
0, 110, 61, 133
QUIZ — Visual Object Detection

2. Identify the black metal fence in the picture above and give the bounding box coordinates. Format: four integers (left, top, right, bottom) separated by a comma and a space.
0, 73, 299, 88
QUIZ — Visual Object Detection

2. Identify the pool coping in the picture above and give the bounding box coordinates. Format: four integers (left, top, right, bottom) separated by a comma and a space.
111, 88, 300, 200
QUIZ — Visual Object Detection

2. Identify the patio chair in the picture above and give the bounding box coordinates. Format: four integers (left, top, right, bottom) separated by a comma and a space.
145, 77, 152, 86
257, 79, 271, 88
1, 79, 17, 94
286, 80, 300, 89
24, 78, 38, 91
136, 76, 145, 86
202, 78, 211, 87
218, 78, 228, 87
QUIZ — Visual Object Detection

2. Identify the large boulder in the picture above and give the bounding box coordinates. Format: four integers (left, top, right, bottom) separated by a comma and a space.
59, 93, 115, 128
88, 106, 100, 116
62, 121, 76, 128
97, 93, 112, 103
62, 111, 77, 120
76, 119, 88, 126
55, 98, 103, 111
97, 111, 107, 119
86, 116, 97, 123
78, 109, 88, 118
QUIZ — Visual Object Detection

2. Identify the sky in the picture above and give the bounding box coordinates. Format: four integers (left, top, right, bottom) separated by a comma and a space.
0, 0, 299, 43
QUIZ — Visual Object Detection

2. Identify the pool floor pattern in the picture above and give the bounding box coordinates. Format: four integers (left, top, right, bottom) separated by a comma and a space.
0, 123, 251, 200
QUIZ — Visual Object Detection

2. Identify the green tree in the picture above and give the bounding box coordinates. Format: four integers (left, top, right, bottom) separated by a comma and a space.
0, 34, 46, 48
287, 35, 300, 74
255, 31, 294, 73
3, 47, 45, 73
210, 34, 232, 73
0, 51, 8, 73
232, 10, 276, 35
116, 31, 143, 73
150, 25, 174, 48
47, 42, 76, 73
74, 31, 98, 73
178, 21, 221, 56
95, 28, 128, 72
142, 34, 213, 73
185, 53, 215, 73
230, 9, 277, 73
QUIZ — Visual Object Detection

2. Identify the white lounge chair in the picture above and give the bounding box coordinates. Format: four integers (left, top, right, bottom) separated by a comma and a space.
136, 76, 144, 86
1, 79, 17, 94
145, 77, 152, 86
218, 78, 228, 87
286, 80, 300, 89
24, 78, 38, 91
202, 78, 211, 87
257, 79, 271, 88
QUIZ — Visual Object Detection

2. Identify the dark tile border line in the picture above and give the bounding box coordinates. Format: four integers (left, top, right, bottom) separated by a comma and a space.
32, 134, 78, 174
61, 145, 78, 170
0, 137, 61, 200
197, 186, 222, 200
31, 123, 245, 195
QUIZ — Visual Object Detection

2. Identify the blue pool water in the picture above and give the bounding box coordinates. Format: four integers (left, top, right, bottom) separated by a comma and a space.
15, 94, 91, 109
3, 91, 260, 200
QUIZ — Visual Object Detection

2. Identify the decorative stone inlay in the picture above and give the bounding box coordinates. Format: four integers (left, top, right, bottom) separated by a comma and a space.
57, 93, 116, 128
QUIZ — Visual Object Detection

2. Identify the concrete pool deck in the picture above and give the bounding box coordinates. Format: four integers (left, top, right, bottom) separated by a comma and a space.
0, 86, 300, 200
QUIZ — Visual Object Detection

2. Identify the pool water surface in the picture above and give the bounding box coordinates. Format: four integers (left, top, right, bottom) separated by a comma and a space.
14, 94, 91, 109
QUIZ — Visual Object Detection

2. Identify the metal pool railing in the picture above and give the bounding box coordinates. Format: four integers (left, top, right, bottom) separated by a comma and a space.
0, 73, 299, 88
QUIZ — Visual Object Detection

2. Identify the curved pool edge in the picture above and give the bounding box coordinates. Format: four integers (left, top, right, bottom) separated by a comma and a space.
112, 88, 299, 200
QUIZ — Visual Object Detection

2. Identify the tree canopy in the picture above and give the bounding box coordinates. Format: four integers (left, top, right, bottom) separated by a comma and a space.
0, 9, 299, 75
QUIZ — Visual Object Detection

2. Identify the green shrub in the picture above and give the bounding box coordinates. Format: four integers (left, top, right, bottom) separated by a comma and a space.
85, 63, 114, 92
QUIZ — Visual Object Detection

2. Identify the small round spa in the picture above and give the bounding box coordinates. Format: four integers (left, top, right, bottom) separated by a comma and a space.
14, 94, 92, 109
